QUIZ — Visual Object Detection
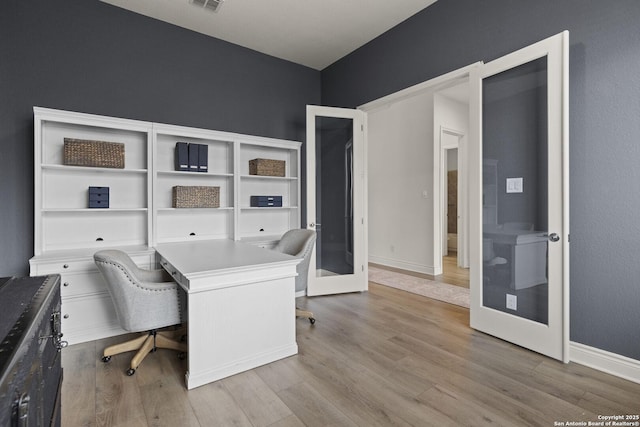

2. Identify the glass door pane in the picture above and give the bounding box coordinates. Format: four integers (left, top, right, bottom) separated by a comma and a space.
315, 116, 354, 277
481, 57, 549, 324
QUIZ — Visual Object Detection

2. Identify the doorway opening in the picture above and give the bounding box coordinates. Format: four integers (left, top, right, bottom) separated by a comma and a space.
433, 82, 471, 288
442, 143, 469, 288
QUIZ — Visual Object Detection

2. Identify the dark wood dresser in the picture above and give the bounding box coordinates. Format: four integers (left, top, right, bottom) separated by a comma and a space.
0, 275, 64, 426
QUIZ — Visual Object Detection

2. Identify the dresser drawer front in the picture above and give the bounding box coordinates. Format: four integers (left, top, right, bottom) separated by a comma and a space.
34, 259, 97, 275
32, 253, 155, 275
60, 294, 125, 345
60, 271, 107, 298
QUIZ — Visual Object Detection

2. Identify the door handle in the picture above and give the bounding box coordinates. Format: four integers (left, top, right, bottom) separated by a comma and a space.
546, 233, 560, 242
309, 223, 322, 228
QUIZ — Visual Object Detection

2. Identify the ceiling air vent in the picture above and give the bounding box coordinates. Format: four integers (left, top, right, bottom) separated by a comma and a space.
190, 0, 224, 13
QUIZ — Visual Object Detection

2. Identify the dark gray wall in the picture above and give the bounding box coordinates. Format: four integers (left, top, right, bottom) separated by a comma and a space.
0, 0, 319, 276
483, 59, 548, 230
322, 0, 640, 360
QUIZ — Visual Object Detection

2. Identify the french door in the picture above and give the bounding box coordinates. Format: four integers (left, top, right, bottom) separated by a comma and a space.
469, 32, 570, 361
305, 105, 367, 296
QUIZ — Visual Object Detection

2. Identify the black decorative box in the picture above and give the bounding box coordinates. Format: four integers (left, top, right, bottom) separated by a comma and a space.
0, 275, 63, 427
88, 186, 109, 208
250, 196, 283, 207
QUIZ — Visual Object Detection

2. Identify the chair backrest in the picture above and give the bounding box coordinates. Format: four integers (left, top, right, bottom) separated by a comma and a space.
273, 229, 316, 292
94, 250, 183, 332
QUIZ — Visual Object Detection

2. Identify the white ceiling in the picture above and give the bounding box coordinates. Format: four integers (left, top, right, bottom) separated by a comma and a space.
100, 0, 438, 70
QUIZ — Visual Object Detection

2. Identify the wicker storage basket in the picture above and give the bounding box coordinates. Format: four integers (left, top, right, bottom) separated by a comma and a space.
249, 158, 285, 177
172, 186, 220, 208
63, 138, 125, 169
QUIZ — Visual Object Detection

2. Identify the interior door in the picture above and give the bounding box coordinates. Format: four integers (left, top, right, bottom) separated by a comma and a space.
306, 105, 367, 296
469, 31, 570, 362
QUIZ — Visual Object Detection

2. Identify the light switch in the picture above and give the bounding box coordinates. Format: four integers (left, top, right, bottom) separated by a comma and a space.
506, 177, 523, 193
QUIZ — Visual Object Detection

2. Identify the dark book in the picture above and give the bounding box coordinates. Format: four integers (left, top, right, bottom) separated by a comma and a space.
188, 143, 199, 172
175, 142, 189, 171
198, 144, 208, 172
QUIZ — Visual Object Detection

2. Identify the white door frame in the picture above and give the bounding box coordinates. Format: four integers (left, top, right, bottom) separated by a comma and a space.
360, 63, 481, 276
305, 105, 368, 296
469, 31, 570, 362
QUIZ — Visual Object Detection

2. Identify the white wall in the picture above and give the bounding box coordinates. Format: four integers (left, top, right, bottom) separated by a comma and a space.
368, 91, 435, 274
447, 148, 458, 171
368, 87, 469, 275
433, 93, 469, 146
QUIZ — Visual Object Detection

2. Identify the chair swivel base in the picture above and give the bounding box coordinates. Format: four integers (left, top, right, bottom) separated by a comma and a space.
101, 329, 187, 376
296, 308, 315, 324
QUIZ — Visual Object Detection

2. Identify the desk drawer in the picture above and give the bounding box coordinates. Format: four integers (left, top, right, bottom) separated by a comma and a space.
158, 256, 186, 288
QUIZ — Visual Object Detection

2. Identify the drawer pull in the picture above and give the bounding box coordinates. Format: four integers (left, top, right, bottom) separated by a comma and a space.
63, 264, 69, 269
96, 237, 104, 241
63, 314, 69, 319
63, 282, 69, 287
189, 232, 196, 236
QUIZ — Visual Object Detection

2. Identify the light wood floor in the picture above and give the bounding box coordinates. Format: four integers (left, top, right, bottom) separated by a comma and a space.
62, 283, 640, 426
371, 253, 470, 289
441, 252, 469, 288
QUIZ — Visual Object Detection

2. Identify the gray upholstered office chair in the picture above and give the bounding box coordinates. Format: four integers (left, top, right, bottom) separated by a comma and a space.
273, 229, 317, 324
94, 250, 187, 376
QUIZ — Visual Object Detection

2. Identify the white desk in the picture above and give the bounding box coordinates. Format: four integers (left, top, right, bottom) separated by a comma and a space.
155, 239, 300, 390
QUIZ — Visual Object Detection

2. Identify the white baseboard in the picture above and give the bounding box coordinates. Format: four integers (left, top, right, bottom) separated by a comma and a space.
570, 341, 640, 384
368, 255, 438, 276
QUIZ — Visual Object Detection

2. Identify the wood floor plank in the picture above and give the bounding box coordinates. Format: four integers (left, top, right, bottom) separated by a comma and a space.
417, 384, 520, 426
534, 360, 640, 413
187, 381, 254, 426
265, 414, 307, 427
392, 334, 599, 424
60, 278, 640, 426
95, 340, 147, 427
286, 332, 420, 426
61, 341, 97, 427
299, 317, 434, 399
291, 347, 447, 427
397, 353, 550, 426
277, 381, 359, 427
222, 370, 294, 427
254, 356, 306, 393
136, 352, 200, 427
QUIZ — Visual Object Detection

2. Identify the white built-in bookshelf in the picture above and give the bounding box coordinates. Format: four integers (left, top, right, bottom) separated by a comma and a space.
29, 107, 301, 344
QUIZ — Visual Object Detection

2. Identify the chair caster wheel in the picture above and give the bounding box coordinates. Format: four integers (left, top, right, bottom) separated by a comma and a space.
101, 356, 111, 363
126, 368, 136, 376
309, 317, 316, 325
